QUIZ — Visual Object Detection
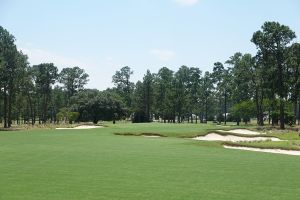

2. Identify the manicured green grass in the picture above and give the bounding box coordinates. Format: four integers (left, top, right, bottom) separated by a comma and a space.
1, 123, 300, 200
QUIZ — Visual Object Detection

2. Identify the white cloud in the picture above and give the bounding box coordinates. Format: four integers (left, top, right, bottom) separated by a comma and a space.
150, 49, 175, 61
17, 45, 121, 90
104, 56, 114, 65
174, 0, 199, 6
19, 47, 86, 68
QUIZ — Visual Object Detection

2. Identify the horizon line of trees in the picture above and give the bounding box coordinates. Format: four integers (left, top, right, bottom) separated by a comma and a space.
1, 21, 300, 129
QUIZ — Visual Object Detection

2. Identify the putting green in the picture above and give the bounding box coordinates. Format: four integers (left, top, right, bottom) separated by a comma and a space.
0, 123, 299, 200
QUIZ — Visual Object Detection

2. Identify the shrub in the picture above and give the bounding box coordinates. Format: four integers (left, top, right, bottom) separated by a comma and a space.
207, 115, 215, 122
217, 113, 224, 123
285, 112, 295, 126
56, 107, 79, 124
271, 111, 279, 125
68, 112, 80, 124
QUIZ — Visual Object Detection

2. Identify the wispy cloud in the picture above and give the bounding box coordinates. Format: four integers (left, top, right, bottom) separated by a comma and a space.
150, 49, 175, 61
19, 47, 86, 68
17, 44, 122, 90
174, 0, 199, 6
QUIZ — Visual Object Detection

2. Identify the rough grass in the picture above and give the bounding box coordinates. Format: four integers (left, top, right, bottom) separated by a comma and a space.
1, 123, 300, 199
109, 122, 248, 137
221, 126, 300, 151
266, 131, 300, 140
224, 140, 300, 151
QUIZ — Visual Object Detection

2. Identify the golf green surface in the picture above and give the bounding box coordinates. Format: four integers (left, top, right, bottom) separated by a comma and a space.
1, 123, 300, 199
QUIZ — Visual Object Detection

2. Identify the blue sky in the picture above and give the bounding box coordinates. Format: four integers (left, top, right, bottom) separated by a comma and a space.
1, 0, 300, 90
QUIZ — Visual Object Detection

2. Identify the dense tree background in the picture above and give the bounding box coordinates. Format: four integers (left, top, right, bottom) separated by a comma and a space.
0, 21, 299, 129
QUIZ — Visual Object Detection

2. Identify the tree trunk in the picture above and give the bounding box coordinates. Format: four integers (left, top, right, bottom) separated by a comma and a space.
37, 96, 41, 124
294, 102, 297, 125
43, 93, 50, 123
270, 97, 275, 126
27, 94, 34, 125
277, 57, 285, 129
146, 86, 150, 122
50, 108, 54, 123
224, 91, 227, 125
32, 102, 36, 125
268, 106, 271, 125
8, 91, 12, 128
298, 100, 300, 125
255, 88, 264, 126
279, 98, 285, 129
3, 87, 8, 128
205, 99, 208, 123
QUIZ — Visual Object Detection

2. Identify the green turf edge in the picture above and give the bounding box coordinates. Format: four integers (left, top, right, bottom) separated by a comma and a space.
222, 140, 300, 151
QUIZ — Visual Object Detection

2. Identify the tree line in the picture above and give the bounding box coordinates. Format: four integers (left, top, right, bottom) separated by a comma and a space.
1, 21, 300, 129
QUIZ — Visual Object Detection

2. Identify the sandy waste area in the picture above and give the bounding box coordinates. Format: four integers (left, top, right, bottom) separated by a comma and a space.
193, 133, 280, 142
193, 129, 300, 156
56, 125, 103, 130
217, 129, 265, 135
224, 145, 300, 156
143, 135, 161, 138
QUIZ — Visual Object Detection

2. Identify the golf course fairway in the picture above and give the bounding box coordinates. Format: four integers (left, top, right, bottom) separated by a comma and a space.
0, 123, 299, 200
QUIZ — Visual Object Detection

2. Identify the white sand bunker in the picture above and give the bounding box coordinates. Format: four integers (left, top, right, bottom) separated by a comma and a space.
143, 135, 161, 138
193, 133, 280, 142
217, 129, 265, 135
56, 125, 103, 130
224, 145, 300, 156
